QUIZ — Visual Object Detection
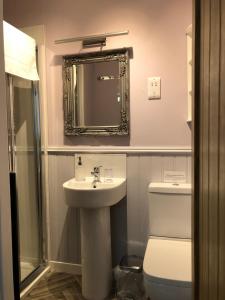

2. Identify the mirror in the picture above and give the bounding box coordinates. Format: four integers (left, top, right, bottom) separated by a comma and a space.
63, 48, 130, 136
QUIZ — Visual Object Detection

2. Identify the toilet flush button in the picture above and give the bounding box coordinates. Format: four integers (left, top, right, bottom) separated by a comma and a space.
148, 77, 161, 100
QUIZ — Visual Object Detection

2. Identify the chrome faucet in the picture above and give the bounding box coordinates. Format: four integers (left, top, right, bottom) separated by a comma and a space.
91, 166, 102, 187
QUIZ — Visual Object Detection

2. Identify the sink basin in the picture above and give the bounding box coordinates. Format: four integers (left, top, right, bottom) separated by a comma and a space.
63, 177, 126, 208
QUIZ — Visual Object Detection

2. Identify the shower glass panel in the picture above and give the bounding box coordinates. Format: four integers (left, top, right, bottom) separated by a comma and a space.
7, 75, 44, 286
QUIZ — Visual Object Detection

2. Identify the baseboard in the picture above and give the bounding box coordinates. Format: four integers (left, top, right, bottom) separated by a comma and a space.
20, 265, 51, 299
49, 261, 82, 275
20, 256, 39, 266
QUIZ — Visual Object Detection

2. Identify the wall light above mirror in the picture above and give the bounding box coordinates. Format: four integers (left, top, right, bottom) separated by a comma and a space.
63, 48, 132, 136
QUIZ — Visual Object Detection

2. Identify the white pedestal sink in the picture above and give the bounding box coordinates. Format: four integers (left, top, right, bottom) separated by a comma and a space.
63, 177, 126, 300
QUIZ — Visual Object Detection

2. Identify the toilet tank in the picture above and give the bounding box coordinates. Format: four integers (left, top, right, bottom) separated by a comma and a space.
148, 182, 191, 239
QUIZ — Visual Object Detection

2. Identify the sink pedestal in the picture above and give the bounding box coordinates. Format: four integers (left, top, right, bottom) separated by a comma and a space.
81, 207, 112, 300
63, 176, 126, 299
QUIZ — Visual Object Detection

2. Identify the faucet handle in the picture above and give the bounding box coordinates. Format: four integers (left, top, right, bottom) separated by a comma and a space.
94, 165, 103, 173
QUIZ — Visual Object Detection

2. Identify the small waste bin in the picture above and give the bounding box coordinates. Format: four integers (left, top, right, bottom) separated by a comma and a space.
114, 255, 146, 300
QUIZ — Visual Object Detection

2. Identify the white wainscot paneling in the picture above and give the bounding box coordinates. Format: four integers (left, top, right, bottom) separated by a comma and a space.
48, 155, 81, 264
187, 155, 192, 183
47, 152, 192, 264
126, 154, 192, 256
127, 155, 143, 256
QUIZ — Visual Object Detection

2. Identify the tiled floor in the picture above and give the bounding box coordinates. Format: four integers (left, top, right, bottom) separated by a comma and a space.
24, 272, 85, 300
20, 262, 36, 281
23, 271, 147, 300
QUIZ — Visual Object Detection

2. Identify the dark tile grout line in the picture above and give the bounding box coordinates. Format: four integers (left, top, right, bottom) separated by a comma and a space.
23, 271, 118, 300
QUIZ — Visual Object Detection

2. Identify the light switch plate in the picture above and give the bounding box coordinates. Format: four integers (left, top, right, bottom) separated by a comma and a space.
148, 77, 161, 100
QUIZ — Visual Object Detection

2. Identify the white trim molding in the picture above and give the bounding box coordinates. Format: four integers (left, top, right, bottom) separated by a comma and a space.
49, 261, 82, 275
46, 146, 192, 155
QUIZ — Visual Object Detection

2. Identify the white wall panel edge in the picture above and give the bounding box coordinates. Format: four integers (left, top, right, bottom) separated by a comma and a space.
46, 146, 192, 155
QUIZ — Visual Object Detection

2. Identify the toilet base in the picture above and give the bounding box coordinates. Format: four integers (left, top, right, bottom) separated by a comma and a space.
144, 279, 192, 300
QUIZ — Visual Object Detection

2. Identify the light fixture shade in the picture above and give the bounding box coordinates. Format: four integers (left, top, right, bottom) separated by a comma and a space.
3, 21, 39, 81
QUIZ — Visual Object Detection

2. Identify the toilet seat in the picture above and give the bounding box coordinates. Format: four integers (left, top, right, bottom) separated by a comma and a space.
143, 237, 192, 288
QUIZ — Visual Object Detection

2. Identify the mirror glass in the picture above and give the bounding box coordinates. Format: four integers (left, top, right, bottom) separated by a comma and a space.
75, 61, 120, 127
63, 48, 130, 136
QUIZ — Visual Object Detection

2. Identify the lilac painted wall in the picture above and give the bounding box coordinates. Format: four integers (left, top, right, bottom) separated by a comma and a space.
4, 0, 192, 147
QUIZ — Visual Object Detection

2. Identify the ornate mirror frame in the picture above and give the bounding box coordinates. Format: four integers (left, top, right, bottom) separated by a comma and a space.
63, 48, 130, 136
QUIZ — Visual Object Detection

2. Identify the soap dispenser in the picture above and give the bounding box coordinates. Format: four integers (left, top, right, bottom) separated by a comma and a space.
76, 156, 85, 181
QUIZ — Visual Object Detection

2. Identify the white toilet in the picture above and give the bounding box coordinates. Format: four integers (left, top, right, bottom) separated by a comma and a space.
143, 182, 192, 300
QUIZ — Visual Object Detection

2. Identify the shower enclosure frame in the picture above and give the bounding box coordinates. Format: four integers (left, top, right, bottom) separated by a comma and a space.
6, 74, 47, 294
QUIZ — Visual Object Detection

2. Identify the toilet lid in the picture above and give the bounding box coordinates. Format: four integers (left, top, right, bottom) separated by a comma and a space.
143, 238, 192, 287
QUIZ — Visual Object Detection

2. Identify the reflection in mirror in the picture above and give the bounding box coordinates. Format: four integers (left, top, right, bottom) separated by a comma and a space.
75, 61, 120, 127
63, 48, 130, 136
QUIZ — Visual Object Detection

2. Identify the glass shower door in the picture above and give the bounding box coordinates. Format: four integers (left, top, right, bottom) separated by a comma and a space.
7, 75, 44, 286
